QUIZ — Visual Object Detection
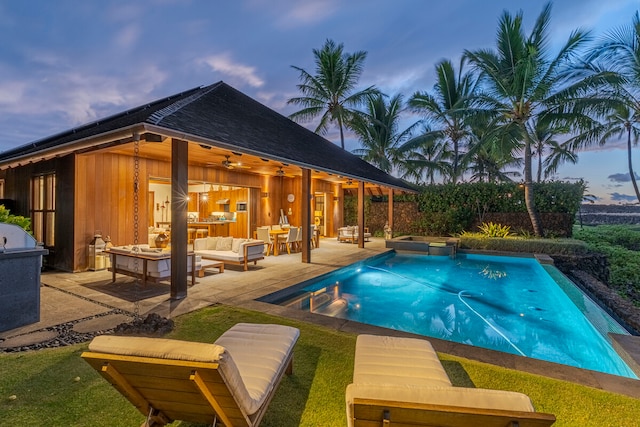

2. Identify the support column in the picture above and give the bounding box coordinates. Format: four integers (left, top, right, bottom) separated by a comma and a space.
358, 180, 365, 248
301, 168, 311, 263
170, 138, 188, 300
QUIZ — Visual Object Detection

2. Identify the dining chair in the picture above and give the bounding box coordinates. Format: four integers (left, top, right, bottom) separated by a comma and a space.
256, 227, 273, 256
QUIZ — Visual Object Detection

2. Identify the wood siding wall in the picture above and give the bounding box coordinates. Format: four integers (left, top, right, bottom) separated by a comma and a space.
2, 150, 347, 271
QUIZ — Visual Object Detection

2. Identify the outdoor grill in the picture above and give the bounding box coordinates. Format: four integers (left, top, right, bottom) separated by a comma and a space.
0, 223, 49, 332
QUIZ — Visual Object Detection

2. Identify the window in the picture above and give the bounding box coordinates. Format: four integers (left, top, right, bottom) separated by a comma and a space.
0, 179, 4, 198
31, 173, 56, 246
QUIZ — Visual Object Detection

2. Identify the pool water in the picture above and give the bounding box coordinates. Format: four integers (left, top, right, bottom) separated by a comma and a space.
263, 252, 637, 378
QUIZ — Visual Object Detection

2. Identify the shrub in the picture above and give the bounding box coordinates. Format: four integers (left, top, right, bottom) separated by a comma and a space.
574, 225, 640, 301
477, 222, 512, 238
0, 204, 31, 232
459, 235, 590, 255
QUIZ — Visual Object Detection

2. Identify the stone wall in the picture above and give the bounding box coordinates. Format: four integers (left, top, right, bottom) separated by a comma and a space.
577, 204, 640, 226
368, 201, 420, 236
564, 269, 640, 335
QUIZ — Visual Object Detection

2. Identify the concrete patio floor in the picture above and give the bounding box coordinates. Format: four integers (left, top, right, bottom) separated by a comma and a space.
1, 236, 639, 399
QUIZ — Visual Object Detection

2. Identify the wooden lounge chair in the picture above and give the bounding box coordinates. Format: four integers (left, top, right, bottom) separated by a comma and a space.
82, 323, 300, 427
347, 334, 556, 427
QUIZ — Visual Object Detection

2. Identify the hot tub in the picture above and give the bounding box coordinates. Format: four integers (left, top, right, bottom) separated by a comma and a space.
385, 235, 458, 256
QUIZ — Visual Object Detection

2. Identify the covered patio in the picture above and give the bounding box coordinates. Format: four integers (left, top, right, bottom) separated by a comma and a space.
0, 81, 415, 299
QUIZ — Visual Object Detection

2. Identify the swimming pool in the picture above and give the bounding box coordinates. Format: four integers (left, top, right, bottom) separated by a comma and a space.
261, 252, 637, 378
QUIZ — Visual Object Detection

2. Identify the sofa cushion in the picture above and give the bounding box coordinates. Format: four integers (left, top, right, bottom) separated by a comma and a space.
207, 236, 220, 250
216, 236, 234, 251
231, 238, 247, 253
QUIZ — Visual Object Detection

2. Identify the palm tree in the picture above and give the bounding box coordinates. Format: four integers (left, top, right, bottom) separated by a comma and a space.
350, 93, 417, 173
288, 39, 379, 149
464, 122, 522, 183
396, 125, 453, 184
580, 12, 640, 203
530, 119, 575, 182
408, 58, 479, 183
464, 2, 592, 236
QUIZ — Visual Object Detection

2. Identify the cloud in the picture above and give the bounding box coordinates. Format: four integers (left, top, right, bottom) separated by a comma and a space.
610, 192, 639, 202
608, 172, 640, 183
114, 24, 141, 50
277, 1, 339, 27
198, 54, 264, 88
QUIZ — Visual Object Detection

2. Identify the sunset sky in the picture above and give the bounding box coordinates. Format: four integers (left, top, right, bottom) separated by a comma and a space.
0, 0, 638, 203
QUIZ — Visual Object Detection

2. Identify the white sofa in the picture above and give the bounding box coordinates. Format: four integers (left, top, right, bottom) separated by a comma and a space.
346, 334, 556, 427
193, 236, 265, 271
107, 245, 201, 285
338, 226, 371, 243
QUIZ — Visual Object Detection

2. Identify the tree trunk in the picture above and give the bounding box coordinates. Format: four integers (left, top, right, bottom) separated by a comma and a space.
627, 127, 640, 203
524, 139, 544, 236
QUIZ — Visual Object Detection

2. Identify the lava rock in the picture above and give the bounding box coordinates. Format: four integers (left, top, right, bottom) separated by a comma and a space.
114, 313, 174, 337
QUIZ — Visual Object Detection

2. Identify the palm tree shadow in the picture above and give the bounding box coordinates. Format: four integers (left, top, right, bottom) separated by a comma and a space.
441, 360, 476, 388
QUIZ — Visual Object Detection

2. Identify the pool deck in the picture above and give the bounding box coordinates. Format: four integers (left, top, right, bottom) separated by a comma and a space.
1, 237, 639, 400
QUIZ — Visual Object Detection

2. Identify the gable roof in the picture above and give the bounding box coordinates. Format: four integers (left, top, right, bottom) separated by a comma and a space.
0, 81, 416, 192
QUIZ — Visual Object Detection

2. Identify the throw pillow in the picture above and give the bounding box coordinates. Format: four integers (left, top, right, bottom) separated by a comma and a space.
206, 236, 220, 250
215, 236, 234, 251
231, 238, 247, 253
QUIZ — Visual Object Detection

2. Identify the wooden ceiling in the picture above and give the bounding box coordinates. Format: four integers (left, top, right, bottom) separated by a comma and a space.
100, 137, 393, 196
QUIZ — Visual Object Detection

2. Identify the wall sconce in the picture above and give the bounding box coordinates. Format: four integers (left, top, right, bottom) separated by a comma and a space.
261, 192, 269, 198
287, 207, 292, 215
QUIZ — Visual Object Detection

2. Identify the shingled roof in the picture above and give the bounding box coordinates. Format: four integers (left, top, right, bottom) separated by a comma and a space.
0, 81, 415, 192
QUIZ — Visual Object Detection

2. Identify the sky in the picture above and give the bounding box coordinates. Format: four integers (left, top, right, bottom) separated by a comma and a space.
0, 0, 639, 204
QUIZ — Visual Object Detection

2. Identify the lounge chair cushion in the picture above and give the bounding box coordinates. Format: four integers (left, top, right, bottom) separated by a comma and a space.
345, 383, 535, 413
88, 335, 225, 363
214, 323, 300, 416
353, 334, 452, 387
88, 323, 299, 418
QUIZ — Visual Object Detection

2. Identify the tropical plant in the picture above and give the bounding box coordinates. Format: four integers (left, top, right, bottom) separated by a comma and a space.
0, 204, 30, 231
287, 39, 379, 149
351, 93, 418, 173
464, 2, 593, 236
408, 58, 479, 183
477, 221, 512, 238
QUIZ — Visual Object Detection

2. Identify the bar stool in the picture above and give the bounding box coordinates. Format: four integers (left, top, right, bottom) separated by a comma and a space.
196, 227, 208, 239
187, 228, 197, 244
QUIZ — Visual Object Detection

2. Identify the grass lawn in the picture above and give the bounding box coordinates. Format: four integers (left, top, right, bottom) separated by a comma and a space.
1, 305, 639, 426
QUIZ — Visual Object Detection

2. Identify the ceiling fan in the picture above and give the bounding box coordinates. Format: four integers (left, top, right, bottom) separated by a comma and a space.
276, 166, 296, 178
221, 155, 250, 169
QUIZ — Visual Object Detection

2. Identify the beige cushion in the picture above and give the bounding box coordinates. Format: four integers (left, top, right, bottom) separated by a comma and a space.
231, 238, 247, 253
215, 323, 300, 416
88, 335, 225, 363
89, 323, 300, 418
215, 236, 234, 251
345, 383, 535, 413
354, 334, 451, 387
207, 236, 220, 250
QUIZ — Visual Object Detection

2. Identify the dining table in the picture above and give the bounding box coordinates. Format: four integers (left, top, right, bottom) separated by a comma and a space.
268, 229, 289, 256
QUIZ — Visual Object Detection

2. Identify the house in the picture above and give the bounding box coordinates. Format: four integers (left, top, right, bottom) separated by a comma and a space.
0, 81, 415, 298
